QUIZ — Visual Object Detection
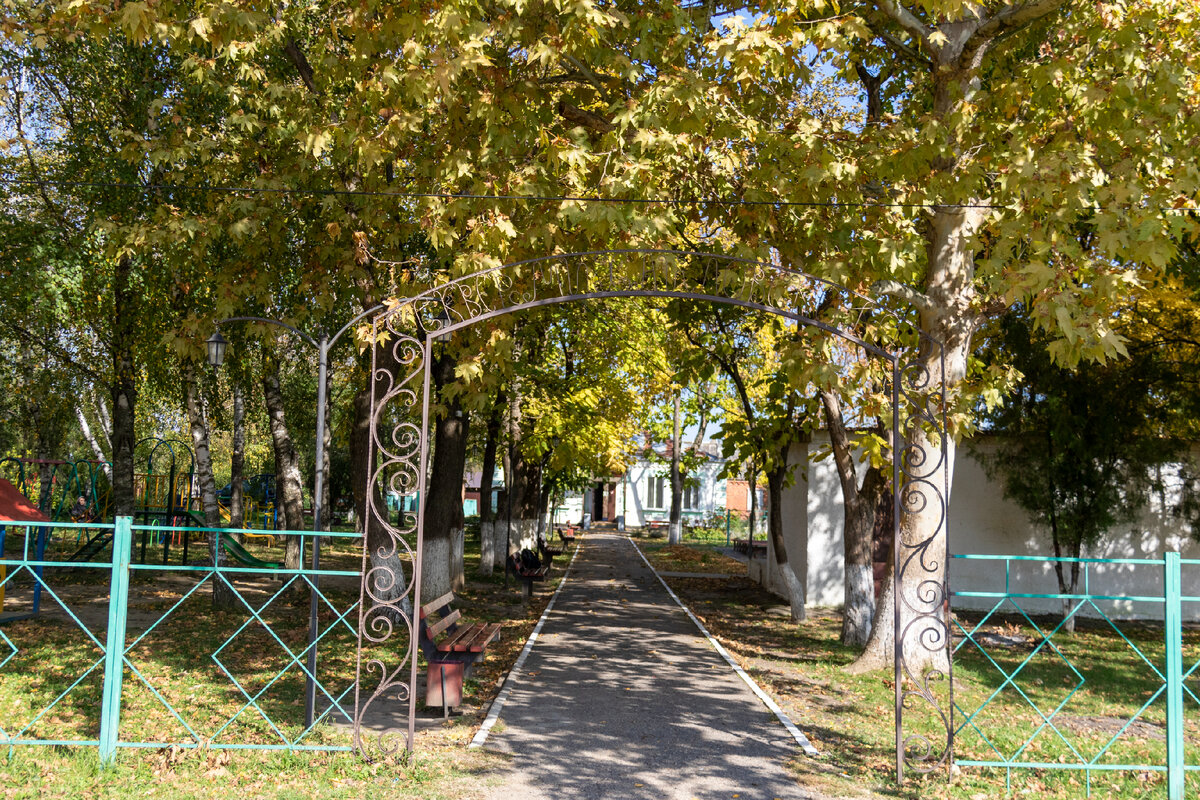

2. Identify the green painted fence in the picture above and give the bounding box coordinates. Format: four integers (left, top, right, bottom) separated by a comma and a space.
952, 552, 1200, 799
0, 517, 360, 763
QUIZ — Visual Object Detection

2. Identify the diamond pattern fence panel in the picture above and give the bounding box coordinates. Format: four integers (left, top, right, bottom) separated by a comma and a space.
0, 518, 361, 764
951, 553, 1200, 800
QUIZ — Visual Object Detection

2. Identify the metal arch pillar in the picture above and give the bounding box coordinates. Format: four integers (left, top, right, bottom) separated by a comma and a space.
348, 250, 953, 777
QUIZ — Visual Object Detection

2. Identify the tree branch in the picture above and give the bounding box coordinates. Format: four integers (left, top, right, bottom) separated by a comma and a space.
963, 0, 1068, 69
556, 101, 616, 134
872, 279, 934, 317
873, 0, 933, 52
283, 38, 320, 95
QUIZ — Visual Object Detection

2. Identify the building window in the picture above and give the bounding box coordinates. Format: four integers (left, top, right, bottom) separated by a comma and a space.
683, 483, 699, 510
646, 475, 665, 508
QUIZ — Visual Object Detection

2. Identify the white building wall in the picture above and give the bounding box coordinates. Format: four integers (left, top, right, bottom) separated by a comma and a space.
754, 440, 846, 609
749, 435, 1200, 621
947, 440, 1200, 620
621, 457, 727, 528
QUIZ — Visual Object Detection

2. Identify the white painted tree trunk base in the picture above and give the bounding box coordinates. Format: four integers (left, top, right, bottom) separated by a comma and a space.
478, 521, 495, 575
842, 564, 875, 648
778, 563, 807, 622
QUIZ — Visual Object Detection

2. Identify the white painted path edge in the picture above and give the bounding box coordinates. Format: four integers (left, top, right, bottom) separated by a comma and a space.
628, 536, 821, 757
469, 538, 583, 749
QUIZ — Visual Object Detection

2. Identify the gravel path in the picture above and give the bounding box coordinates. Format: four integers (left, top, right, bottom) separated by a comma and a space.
481, 533, 823, 800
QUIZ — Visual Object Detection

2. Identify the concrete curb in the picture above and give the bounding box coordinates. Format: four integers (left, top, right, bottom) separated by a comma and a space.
628, 536, 821, 757
469, 537, 584, 749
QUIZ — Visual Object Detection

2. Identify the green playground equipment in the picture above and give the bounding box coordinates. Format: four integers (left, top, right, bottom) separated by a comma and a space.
218, 534, 283, 569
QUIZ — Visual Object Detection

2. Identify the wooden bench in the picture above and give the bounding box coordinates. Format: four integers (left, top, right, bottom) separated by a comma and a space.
538, 535, 565, 564
556, 527, 576, 547
507, 551, 549, 600
733, 538, 768, 558
418, 591, 502, 716
644, 520, 669, 537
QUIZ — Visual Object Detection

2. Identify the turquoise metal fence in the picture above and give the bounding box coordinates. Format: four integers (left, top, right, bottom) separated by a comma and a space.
0, 517, 361, 763
952, 552, 1199, 799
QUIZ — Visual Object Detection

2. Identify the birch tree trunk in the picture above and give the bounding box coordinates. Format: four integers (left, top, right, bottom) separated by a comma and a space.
75, 403, 110, 477
230, 383, 246, 531
184, 363, 238, 608
109, 255, 137, 518
262, 355, 305, 571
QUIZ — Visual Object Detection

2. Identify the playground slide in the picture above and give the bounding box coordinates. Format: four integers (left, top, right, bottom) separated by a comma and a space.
219, 535, 284, 570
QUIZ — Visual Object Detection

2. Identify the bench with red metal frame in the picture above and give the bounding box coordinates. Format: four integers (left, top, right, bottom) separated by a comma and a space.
417, 591, 502, 716
507, 551, 549, 600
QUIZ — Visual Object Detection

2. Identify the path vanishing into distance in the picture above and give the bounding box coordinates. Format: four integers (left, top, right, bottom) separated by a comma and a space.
478, 533, 826, 800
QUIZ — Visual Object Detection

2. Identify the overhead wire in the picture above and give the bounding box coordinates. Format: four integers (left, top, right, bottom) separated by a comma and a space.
0, 176, 1195, 213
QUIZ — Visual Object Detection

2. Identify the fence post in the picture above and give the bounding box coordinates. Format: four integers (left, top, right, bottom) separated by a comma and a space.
99, 516, 132, 766
1165, 551, 1184, 800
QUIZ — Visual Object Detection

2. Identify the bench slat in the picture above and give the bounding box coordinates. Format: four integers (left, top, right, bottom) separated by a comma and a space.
421, 590, 456, 617
455, 622, 502, 653
437, 623, 483, 652
427, 609, 461, 639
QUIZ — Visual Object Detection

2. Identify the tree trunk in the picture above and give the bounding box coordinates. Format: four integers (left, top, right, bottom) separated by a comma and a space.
320, 366, 332, 533
477, 395, 503, 576
230, 383, 246, 531
422, 352, 470, 602
766, 459, 805, 621
821, 389, 886, 648
669, 393, 683, 545
350, 384, 371, 535
747, 462, 758, 542
262, 354, 305, 570
109, 256, 137, 518
185, 363, 238, 608
75, 402, 111, 477
505, 381, 540, 554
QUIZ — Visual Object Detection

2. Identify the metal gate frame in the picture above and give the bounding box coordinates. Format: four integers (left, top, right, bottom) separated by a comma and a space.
349, 249, 951, 779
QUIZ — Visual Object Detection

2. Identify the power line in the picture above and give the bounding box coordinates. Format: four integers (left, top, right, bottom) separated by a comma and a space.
0, 176, 1008, 210
1, 176, 1196, 214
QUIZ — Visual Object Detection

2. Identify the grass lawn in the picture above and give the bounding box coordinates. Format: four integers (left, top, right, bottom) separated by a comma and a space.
634, 535, 1199, 800
0, 526, 566, 799
3, 525, 1196, 799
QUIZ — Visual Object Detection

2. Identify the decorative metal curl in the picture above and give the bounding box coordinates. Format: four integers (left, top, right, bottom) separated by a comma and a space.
893, 344, 953, 779
348, 250, 952, 774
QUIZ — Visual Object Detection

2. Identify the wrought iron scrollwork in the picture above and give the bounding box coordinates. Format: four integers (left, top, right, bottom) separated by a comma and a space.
894, 347, 953, 778
350, 250, 952, 773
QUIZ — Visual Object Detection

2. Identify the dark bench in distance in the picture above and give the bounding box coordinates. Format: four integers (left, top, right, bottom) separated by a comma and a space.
644, 520, 669, 537
557, 527, 577, 548
538, 534, 565, 565
418, 591, 502, 716
507, 551, 549, 600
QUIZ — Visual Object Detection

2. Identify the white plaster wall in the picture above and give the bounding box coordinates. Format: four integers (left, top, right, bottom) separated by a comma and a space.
622, 457, 726, 528
948, 441, 1200, 620
806, 447, 847, 608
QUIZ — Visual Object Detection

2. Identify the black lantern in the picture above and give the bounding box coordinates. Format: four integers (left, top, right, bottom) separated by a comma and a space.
206, 330, 228, 367
435, 307, 453, 344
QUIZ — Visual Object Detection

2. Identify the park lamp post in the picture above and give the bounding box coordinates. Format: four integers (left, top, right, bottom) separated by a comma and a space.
208, 310, 376, 730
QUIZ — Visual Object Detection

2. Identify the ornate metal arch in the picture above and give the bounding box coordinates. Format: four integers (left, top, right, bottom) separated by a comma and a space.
350, 249, 952, 779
